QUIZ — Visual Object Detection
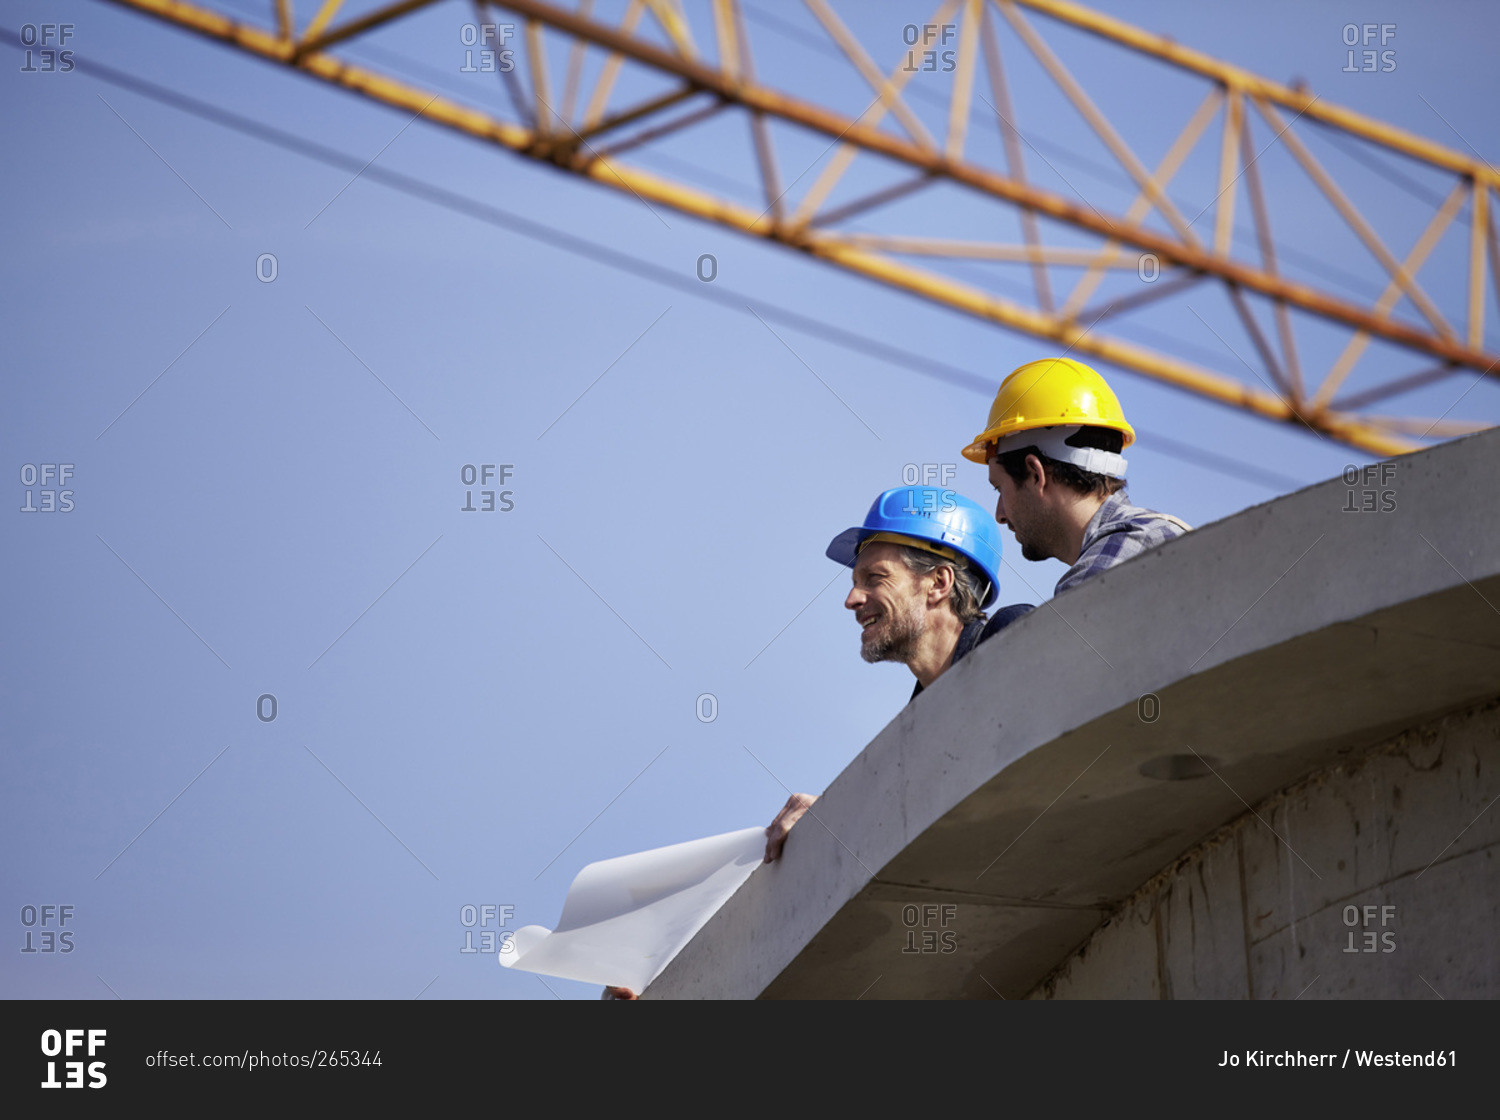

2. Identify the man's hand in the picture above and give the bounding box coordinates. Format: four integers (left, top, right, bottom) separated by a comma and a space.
764, 793, 818, 862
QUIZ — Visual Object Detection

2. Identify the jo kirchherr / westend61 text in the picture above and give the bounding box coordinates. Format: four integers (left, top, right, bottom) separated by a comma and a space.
1218, 1050, 1457, 1069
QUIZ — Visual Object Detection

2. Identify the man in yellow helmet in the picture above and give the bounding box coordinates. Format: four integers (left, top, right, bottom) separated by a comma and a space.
964, 357, 1190, 595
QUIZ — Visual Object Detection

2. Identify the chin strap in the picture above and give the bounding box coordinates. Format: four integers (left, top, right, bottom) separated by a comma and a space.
994, 424, 1128, 479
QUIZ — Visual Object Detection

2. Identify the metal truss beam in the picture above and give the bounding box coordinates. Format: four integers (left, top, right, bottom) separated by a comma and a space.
99, 0, 1499, 457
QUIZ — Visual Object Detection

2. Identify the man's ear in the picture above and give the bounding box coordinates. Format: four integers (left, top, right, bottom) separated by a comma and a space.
1025, 453, 1047, 493
926, 564, 956, 606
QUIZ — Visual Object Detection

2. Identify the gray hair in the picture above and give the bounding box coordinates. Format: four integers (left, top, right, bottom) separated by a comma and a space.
894, 545, 989, 625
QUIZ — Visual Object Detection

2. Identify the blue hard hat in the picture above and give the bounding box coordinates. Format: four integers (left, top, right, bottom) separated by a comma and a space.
826, 486, 1002, 608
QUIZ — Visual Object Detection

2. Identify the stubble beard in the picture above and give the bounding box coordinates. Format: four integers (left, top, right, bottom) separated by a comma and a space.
1009, 502, 1057, 564
860, 599, 927, 665
1017, 535, 1049, 563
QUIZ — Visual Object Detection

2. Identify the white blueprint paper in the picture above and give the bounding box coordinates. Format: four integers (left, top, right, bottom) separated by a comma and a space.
498, 827, 764, 992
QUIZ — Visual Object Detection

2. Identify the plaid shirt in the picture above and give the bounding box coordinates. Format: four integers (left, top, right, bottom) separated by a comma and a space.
1055, 491, 1190, 596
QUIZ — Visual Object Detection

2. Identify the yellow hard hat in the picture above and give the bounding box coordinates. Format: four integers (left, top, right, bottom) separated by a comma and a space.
962, 357, 1136, 464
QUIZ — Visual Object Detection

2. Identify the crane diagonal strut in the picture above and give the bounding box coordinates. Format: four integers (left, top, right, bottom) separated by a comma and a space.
101, 0, 1499, 456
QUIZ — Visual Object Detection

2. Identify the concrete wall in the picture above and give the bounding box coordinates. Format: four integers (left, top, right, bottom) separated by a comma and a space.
1033, 698, 1500, 999
644, 428, 1500, 1000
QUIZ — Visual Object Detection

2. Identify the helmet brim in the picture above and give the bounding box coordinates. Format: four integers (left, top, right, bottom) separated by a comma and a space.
825, 527, 866, 568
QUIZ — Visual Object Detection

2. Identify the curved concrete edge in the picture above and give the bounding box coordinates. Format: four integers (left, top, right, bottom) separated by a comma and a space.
644, 429, 1500, 999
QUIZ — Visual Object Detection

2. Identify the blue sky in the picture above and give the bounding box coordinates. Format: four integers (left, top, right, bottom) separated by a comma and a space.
4, 0, 1496, 999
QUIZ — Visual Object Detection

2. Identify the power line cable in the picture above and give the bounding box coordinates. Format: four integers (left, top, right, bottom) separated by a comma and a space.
1308, 116, 1457, 213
